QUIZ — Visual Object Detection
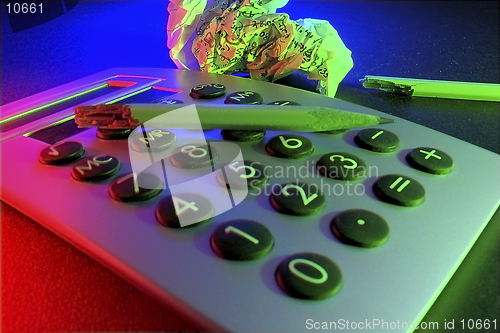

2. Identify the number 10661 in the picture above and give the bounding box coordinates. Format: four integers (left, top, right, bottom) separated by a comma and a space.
5, 3, 42, 14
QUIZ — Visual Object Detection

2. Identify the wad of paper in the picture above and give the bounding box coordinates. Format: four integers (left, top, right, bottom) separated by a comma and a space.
166, 0, 353, 97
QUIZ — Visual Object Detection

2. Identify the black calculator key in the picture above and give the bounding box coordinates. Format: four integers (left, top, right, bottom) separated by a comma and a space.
224, 91, 263, 104
406, 147, 454, 175
267, 100, 300, 105
276, 253, 342, 300
270, 182, 326, 216
355, 128, 400, 153
109, 173, 163, 202
39, 141, 84, 165
156, 193, 214, 228
217, 160, 268, 190
331, 210, 390, 248
71, 155, 121, 182
170, 143, 219, 169
96, 128, 132, 140
210, 220, 274, 260
189, 83, 226, 99
317, 152, 367, 180
266, 134, 313, 159
152, 98, 184, 105
221, 130, 265, 142
373, 174, 425, 207
130, 129, 176, 152
316, 129, 347, 135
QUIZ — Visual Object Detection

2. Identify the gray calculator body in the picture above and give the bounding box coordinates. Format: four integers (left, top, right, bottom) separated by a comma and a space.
1, 68, 499, 332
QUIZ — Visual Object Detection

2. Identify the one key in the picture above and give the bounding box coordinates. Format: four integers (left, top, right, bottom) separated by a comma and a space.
210, 220, 274, 260
373, 174, 425, 207
270, 182, 326, 215
355, 128, 400, 153
331, 209, 390, 247
406, 147, 454, 175
276, 252, 343, 300
39, 141, 84, 165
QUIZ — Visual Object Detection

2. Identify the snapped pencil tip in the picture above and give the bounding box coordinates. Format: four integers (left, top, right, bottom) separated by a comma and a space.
378, 117, 396, 124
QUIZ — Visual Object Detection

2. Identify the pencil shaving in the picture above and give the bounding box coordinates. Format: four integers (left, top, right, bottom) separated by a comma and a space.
75, 104, 140, 129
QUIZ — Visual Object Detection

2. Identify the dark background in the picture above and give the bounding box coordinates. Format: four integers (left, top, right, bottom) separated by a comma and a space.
1, 1, 499, 332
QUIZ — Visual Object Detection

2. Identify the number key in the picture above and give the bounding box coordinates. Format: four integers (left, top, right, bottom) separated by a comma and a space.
270, 182, 326, 215
210, 220, 274, 260
170, 143, 219, 169
316, 152, 367, 180
265, 134, 313, 159
156, 193, 214, 228
217, 160, 268, 190
276, 253, 342, 299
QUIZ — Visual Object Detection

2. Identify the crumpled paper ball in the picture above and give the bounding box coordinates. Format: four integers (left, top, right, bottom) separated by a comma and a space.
167, 0, 353, 97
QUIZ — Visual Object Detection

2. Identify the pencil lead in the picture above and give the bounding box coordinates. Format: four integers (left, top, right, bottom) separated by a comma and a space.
378, 117, 395, 124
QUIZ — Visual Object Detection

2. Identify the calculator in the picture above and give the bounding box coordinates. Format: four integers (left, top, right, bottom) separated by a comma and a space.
1, 68, 499, 333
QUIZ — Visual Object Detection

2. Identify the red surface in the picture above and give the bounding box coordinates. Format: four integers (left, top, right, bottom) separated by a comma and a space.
1, 202, 200, 333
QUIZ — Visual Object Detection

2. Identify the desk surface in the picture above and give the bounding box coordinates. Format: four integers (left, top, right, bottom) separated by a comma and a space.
1, 1, 499, 332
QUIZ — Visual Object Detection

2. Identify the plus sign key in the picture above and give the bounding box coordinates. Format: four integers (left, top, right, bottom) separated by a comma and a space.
406, 147, 454, 175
